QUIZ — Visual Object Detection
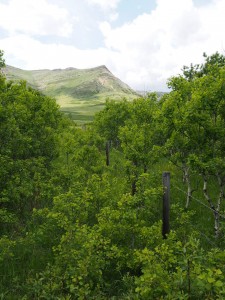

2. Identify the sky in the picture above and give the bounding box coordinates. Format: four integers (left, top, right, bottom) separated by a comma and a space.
0, 0, 224, 91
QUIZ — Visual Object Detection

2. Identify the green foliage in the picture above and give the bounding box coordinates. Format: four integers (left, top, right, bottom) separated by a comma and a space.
1, 50, 225, 299
26, 225, 110, 299
94, 98, 131, 143
0, 69, 66, 233
0, 50, 5, 69
161, 53, 225, 234
135, 233, 225, 299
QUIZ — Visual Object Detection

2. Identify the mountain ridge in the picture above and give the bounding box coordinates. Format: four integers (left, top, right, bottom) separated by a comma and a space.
3, 64, 137, 97
3, 64, 139, 123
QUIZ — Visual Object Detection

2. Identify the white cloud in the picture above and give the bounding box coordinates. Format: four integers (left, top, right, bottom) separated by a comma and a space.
0, 0, 73, 37
99, 0, 225, 90
1, 34, 111, 70
86, 0, 121, 11
0, 0, 224, 91
109, 13, 119, 22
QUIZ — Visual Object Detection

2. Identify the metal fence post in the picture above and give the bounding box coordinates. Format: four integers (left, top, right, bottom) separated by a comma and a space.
162, 171, 170, 239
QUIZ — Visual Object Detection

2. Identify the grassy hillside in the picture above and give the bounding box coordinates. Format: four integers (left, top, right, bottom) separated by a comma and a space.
3, 65, 139, 123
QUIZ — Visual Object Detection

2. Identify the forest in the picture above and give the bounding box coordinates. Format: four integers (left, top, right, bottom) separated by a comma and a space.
0, 49, 225, 299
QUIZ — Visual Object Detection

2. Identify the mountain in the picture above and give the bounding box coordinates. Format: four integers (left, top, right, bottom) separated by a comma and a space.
3, 65, 139, 123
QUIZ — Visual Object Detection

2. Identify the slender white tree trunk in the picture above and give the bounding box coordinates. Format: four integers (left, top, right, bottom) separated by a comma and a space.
203, 175, 225, 238
182, 165, 192, 209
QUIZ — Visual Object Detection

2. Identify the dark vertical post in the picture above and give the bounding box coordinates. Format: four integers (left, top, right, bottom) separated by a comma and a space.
66, 152, 69, 166
106, 141, 110, 166
162, 171, 170, 239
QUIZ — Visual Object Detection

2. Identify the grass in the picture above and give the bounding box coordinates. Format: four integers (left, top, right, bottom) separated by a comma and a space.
56, 94, 135, 124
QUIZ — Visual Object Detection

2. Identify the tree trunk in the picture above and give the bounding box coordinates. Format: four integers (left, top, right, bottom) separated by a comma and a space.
131, 180, 137, 196
144, 164, 147, 173
214, 175, 225, 238
183, 166, 192, 209
203, 175, 221, 238
131, 161, 138, 196
214, 211, 220, 239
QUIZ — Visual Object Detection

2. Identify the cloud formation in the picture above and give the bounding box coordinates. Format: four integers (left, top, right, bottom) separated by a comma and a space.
0, 0, 73, 37
0, 0, 224, 91
100, 0, 225, 90
1, 34, 111, 70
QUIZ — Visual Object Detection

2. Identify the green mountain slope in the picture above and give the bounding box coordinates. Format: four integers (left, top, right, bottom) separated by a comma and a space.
3, 65, 139, 123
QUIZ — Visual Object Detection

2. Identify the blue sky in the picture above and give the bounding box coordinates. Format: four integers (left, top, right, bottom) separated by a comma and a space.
0, 0, 224, 91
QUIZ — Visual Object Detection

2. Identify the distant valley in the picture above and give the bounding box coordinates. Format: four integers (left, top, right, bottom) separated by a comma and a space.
3, 65, 139, 123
